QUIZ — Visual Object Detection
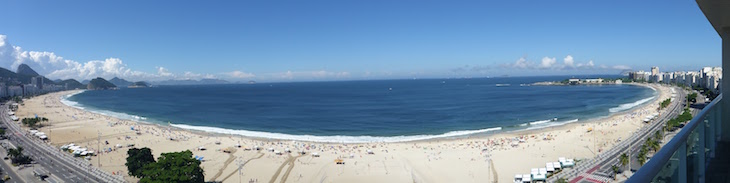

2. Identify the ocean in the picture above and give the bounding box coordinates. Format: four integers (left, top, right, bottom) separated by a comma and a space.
62, 76, 656, 143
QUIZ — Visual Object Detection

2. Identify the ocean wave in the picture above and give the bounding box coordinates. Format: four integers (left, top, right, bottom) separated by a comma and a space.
60, 90, 87, 110
524, 119, 579, 131
529, 119, 552, 125
170, 124, 502, 143
608, 96, 655, 113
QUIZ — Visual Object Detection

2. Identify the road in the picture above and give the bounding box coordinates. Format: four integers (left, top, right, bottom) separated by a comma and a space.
0, 142, 24, 183
547, 85, 687, 182
0, 102, 125, 183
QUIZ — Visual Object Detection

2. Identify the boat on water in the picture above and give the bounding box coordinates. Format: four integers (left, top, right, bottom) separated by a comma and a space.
495, 84, 511, 87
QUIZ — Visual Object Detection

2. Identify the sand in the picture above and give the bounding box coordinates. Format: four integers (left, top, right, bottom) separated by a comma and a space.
13, 83, 672, 183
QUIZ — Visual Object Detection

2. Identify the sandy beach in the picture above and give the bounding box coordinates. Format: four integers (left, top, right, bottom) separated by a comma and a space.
12, 83, 672, 183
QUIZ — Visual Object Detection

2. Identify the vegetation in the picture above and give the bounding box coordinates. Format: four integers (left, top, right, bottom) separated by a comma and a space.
8, 147, 32, 165
556, 178, 569, 183
620, 153, 629, 169
87, 77, 117, 90
687, 93, 698, 104
665, 108, 693, 131
612, 165, 620, 174
659, 98, 671, 109
21, 117, 48, 128
58, 79, 86, 89
126, 149, 204, 183
126, 148, 156, 177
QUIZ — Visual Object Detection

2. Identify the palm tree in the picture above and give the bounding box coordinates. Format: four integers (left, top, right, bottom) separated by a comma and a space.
7, 147, 22, 158
620, 153, 629, 168
654, 130, 663, 141
651, 140, 661, 152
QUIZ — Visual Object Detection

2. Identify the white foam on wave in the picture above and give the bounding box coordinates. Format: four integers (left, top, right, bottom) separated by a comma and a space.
170, 124, 502, 143
529, 119, 552, 125
60, 90, 87, 110
524, 119, 579, 131
608, 96, 655, 113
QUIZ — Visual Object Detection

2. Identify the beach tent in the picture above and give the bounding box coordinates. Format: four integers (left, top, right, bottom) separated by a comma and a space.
285, 148, 291, 153
267, 147, 274, 152
199, 146, 206, 151
514, 174, 522, 183
274, 150, 282, 155
116, 144, 123, 148
530, 168, 539, 175
533, 173, 547, 181
299, 150, 306, 155
562, 159, 575, 167
254, 146, 261, 150
521, 174, 531, 182
367, 149, 374, 154
553, 162, 562, 169
235, 144, 241, 148
312, 152, 320, 157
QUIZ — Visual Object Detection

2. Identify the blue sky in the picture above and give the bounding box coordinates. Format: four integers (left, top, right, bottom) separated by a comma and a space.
0, 0, 721, 82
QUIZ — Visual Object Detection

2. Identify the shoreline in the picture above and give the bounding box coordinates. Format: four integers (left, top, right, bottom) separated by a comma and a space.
58, 83, 658, 144
15, 83, 672, 183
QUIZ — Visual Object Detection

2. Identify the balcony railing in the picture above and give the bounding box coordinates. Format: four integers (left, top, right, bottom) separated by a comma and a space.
628, 94, 723, 183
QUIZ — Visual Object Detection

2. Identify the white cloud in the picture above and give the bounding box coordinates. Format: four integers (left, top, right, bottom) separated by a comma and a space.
540, 57, 557, 69
226, 71, 256, 79
0, 34, 167, 81
563, 55, 574, 68
513, 57, 532, 69
612, 65, 632, 70
274, 70, 350, 80
157, 67, 174, 77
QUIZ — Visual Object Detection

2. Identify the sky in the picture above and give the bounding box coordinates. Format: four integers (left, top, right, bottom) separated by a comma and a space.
0, 0, 722, 82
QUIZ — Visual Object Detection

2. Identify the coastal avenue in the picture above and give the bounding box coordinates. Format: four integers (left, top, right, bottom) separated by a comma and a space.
0, 102, 125, 183
549, 86, 687, 182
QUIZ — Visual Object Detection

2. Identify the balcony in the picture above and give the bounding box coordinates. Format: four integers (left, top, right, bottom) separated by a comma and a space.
628, 94, 723, 182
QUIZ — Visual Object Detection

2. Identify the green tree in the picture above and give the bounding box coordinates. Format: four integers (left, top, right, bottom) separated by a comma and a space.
8, 147, 31, 165
556, 178, 568, 183
612, 165, 620, 174
620, 153, 629, 169
139, 150, 204, 183
648, 139, 660, 152
126, 147, 156, 178
7, 147, 22, 159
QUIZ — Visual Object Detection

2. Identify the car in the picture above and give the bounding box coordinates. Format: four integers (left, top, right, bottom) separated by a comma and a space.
3, 157, 8, 160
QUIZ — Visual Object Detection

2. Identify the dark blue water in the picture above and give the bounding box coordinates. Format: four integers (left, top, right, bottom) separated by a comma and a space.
64, 76, 655, 142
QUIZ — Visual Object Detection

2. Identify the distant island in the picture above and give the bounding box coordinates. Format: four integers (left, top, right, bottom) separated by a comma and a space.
128, 81, 149, 88
87, 77, 117, 90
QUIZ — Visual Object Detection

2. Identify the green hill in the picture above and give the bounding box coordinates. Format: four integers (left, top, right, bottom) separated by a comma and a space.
58, 79, 85, 89
87, 77, 117, 90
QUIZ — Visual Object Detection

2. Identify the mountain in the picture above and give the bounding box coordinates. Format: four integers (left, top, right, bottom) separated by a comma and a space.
81, 80, 90, 85
87, 77, 117, 90
0, 67, 54, 85
16, 64, 40, 76
152, 79, 229, 86
53, 79, 63, 83
109, 77, 133, 87
58, 79, 85, 89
